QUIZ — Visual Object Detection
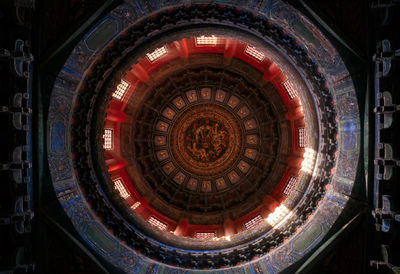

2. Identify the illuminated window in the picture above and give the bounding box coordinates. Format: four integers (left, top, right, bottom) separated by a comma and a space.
244, 45, 265, 61
283, 176, 298, 196
112, 79, 129, 100
131, 201, 141, 210
146, 46, 167, 62
196, 35, 218, 46
113, 178, 130, 199
148, 216, 167, 231
244, 214, 263, 230
195, 232, 216, 239
298, 128, 306, 148
103, 129, 113, 150
282, 80, 297, 99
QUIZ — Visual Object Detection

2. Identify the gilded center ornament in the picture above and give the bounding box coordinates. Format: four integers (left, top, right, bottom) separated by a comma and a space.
184, 119, 229, 163
170, 104, 242, 178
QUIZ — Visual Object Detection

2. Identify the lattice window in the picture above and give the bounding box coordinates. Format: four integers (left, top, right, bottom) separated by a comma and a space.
103, 129, 113, 150
146, 46, 167, 62
195, 231, 216, 239
113, 178, 130, 199
148, 216, 167, 231
298, 128, 306, 148
196, 35, 218, 46
282, 80, 298, 99
131, 201, 141, 210
244, 214, 263, 230
112, 79, 129, 100
283, 176, 298, 196
244, 45, 265, 61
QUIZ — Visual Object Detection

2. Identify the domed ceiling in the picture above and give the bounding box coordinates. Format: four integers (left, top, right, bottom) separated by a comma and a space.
47, 0, 360, 272
121, 51, 293, 226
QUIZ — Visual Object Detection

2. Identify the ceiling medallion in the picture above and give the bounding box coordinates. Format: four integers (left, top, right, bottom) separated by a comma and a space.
153, 88, 261, 193
184, 118, 229, 163
170, 104, 242, 179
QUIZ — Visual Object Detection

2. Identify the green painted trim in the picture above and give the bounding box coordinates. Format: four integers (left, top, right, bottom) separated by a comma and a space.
292, 223, 323, 254
295, 213, 363, 274
84, 223, 118, 255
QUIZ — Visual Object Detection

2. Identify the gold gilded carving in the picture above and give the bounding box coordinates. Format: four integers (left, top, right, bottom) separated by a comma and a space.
170, 104, 242, 178
185, 120, 228, 162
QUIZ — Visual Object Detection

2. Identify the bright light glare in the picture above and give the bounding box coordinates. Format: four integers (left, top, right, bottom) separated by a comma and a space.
266, 204, 290, 227
301, 148, 316, 174
222, 235, 231, 241
212, 235, 231, 241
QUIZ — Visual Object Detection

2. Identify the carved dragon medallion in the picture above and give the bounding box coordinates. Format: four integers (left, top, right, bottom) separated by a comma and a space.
184, 119, 229, 162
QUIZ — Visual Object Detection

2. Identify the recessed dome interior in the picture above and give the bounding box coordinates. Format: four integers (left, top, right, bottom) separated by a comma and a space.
45, 1, 361, 272
93, 35, 316, 248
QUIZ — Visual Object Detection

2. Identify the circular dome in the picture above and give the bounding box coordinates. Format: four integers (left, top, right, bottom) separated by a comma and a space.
46, 1, 360, 272
118, 52, 292, 227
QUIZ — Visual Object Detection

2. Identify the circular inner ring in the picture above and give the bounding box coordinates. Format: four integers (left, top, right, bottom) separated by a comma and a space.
170, 103, 243, 178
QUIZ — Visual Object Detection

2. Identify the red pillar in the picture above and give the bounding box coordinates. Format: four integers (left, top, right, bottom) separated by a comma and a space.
130, 64, 149, 83
174, 219, 189, 236
223, 219, 236, 236
224, 38, 237, 58
106, 108, 126, 123
286, 156, 303, 169
174, 39, 189, 58
263, 63, 281, 82
106, 157, 126, 172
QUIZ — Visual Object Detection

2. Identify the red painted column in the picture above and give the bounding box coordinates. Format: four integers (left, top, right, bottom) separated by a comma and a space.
223, 219, 236, 236
130, 63, 149, 83
235, 221, 244, 233
106, 157, 126, 172
286, 106, 303, 121
174, 219, 189, 236
262, 195, 280, 214
273, 72, 286, 83
174, 39, 189, 58
124, 70, 137, 83
106, 108, 126, 122
224, 38, 237, 58
263, 63, 281, 82
286, 155, 303, 169
286, 98, 304, 121
294, 117, 306, 128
